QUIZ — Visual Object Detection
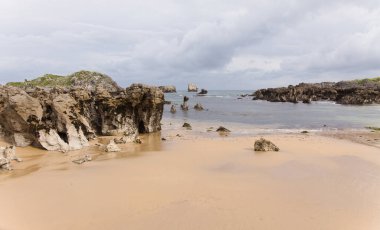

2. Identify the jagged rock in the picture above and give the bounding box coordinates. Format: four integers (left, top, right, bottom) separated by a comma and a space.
0, 146, 21, 170
170, 105, 177, 113
182, 122, 192, 130
105, 140, 121, 152
194, 103, 204, 111
0, 72, 164, 151
254, 138, 279, 152
188, 83, 198, 92
72, 154, 92, 164
197, 89, 208, 95
159, 85, 176, 93
216, 126, 230, 132
181, 96, 189, 111
253, 79, 380, 105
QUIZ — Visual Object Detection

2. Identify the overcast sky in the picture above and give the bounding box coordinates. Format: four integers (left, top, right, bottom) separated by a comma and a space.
1, 0, 380, 89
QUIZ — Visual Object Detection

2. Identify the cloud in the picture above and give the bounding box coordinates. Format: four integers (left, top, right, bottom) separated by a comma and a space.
0, 0, 380, 89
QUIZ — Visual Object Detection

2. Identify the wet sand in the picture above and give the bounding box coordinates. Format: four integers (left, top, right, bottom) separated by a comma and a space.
1, 131, 380, 230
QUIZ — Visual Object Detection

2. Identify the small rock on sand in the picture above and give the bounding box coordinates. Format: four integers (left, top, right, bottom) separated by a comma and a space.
216, 126, 230, 132
0, 146, 21, 170
72, 154, 92, 164
105, 140, 121, 152
254, 138, 279, 152
183, 122, 192, 130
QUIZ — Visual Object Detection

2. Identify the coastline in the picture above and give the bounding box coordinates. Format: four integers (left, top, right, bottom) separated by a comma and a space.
1, 122, 380, 230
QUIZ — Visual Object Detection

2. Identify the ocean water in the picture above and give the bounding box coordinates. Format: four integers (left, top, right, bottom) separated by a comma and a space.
163, 90, 380, 131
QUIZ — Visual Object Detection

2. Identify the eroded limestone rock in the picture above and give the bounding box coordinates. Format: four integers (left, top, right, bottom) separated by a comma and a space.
0, 73, 164, 152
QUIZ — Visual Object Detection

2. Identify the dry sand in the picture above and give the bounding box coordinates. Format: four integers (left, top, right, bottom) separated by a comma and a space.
1, 131, 380, 230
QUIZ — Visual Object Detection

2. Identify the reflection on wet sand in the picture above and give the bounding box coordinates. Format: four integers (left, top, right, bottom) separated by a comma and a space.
0, 132, 164, 181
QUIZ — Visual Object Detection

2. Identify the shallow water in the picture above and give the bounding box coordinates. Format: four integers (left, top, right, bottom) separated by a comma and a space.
164, 90, 380, 130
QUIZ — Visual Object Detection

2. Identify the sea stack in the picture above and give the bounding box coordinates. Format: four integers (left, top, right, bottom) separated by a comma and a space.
188, 83, 198, 92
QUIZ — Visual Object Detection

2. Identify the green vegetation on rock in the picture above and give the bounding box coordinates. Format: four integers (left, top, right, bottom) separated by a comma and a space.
353, 77, 380, 85
366, 126, 380, 131
6, 70, 121, 91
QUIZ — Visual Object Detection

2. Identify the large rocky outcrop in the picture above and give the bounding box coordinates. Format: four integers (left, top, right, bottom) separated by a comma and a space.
159, 85, 176, 93
253, 79, 380, 105
0, 75, 164, 151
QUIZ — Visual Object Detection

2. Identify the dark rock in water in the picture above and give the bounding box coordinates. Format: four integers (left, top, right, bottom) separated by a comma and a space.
164, 101, 172, 105
159, 85, 176, 93
194, 103, 204, 111
170, 105, 177, 113
161, 137, 167, 141
216, 126, 230, 132
237, 97, 243, 100
188, 83, 198, 92
0, 71, 164, 151
254, 138, 279, 152
181, 103, 189, 111
197, 89, 208, 95
241, 94, 248, 97
252, 78, 380, 105
181, 96, 189, 111
182, 122, 192, 130
301, 131, 309, 134
302, 98, 311, 104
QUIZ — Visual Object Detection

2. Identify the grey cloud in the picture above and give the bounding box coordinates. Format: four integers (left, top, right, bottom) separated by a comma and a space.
0, 0, 379, 89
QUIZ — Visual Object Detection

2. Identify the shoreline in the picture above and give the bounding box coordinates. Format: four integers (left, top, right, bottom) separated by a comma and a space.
1, 124, 379, 181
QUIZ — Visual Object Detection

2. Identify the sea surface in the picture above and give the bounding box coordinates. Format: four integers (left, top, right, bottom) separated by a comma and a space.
163, 90, 380, 133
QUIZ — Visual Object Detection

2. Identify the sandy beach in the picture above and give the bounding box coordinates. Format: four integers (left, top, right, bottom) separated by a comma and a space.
1, 129, 380, 230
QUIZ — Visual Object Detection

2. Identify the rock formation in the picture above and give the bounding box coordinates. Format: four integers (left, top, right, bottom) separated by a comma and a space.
197, 89, 208, 95
170, 105, 177, 113
254, 138, 279, 152
216, 126, 230, 133
0, 71, 164, 151
0, 146, 21, 170
72, 154, 92, 164
159, 85, 176, 93
105, 140, 121, 152
181, 96, 189, 111
182, 123, 192, 130
253, 78, 380, 105
188, 83, 198, 92
194, 103, 204, 111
